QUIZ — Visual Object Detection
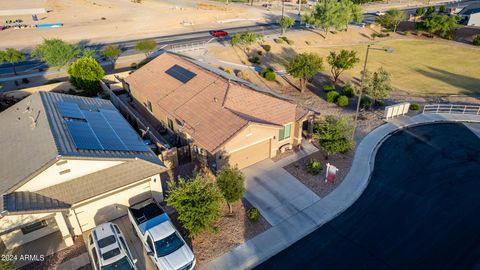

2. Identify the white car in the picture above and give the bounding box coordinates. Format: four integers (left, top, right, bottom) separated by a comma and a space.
88, 222, 137, 270
375, 11, 386, 16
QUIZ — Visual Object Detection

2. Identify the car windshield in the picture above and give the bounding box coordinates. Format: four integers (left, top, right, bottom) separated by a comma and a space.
101, 256, 134, 270
154, 232, 184, 257
98, 235, 116, 248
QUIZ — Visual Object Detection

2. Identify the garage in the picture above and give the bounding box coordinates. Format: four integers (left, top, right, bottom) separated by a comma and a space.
73, 180, 152, 232
228, 139, 271, 169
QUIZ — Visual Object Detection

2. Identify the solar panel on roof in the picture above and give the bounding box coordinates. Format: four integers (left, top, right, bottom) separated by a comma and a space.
100, 109, 150, 152
57, 101, 85, 119
165, 64, 197, 83
83, 111, 127, 151
65, 120, 103, 150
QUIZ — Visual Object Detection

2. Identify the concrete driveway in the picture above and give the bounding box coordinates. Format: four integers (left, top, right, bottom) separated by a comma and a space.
243, 144, 321, 226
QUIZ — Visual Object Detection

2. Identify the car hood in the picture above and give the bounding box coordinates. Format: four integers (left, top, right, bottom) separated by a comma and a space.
158, 244, 194, 270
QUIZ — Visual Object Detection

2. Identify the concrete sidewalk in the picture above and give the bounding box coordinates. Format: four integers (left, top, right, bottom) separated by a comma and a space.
201, 113, 480, 270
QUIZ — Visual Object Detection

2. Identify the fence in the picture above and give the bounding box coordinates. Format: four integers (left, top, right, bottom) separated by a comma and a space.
169, 42, 207, 53
422, 104, 480, 115
384, 102, 410, 119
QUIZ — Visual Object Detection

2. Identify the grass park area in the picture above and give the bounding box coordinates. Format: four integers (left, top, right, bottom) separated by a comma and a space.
210, 32, 480, 96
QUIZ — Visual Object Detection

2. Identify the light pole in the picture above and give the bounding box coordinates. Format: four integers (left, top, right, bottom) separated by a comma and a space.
352, 44, 394, 140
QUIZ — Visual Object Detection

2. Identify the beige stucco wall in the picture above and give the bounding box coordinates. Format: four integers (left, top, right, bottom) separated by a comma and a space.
17, 159, 124, 192
68, 174, 162, 234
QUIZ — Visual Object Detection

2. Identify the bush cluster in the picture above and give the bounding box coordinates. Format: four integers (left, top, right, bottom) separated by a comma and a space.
473, 36, 480, 46
326, 91, 340, 103
342, 84, 355, 98
248, 56, 261, 64
323, 84, 336, 92
375, 100, 385, 107
360, 96, 372, 110
259, 67, 276, 81
262, 44, 271, 52
371, 33, 390, 39
337, 95, 349, 107
306, 159, 322, 175
247, 208, 261, 222
274, 38, 284, 44
409, 103, 420, 110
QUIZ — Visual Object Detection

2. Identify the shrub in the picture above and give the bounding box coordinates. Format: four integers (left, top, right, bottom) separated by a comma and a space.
223, 68, 232, 74
360, 96, 372, 110
375, 100, 385, 107
67, 57, 105, 95
306, 159, 322, 175
473, 35, 480, 46
259, 67, 273, 77
305, 40, 312, 45
248, 56, 261, 64
337, 95, 349, 107
326, 91, 340, 103
342, 83, 354, 98
257, 50, 263, 56
237, 70, 250, 80
262, 44, 271, 52
409, 103, 420, 110
274, 38, 284, 44
265, 71, 276, 81
247, 208, 261, 222
280, 36, 289, 41
323, 84, 336, 92
286, 39, 295, 45
426, 6, 436, 15
439, 5, 446, 13
130, 62, 138, 69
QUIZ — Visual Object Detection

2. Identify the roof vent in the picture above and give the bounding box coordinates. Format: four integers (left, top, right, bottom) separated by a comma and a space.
213, 97, 218, 103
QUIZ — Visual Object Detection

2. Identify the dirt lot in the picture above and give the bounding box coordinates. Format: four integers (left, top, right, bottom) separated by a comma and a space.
0, 0, 269, 49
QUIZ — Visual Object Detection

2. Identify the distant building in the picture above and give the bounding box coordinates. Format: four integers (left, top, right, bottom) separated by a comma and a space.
458, 3, 480, 26
0, 92, 165, 266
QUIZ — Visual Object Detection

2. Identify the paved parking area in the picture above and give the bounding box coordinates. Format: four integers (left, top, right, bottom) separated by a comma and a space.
243, 146, 321, 226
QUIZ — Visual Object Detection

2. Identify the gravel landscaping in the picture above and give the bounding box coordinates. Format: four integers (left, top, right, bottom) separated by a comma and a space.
283, 147, 354, 198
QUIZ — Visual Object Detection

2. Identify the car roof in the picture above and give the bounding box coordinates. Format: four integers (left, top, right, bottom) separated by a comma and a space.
91, 223, 128, 266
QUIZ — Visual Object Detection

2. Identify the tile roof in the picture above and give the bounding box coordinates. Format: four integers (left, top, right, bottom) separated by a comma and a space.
3, 192, 70, 214
125, 52, 309, 153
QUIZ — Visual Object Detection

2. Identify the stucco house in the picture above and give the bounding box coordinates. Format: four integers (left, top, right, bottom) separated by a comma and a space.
0, 92, 165, 262
123, 52, 311, 169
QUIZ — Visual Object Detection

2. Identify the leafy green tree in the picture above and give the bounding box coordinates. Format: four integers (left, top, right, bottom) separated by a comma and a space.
439, 5, 446, 14
426, 6, 436, 16
0, 260, 14, 270
361, 67, 393, 103
415, 7, 425, 17
31, 39, 80, 68
424, 14, 458, 39
375, 8, 408, 32
101, 45, 122, 68
230, 31, 263, 55
279, 16, 296, 35
165, 174, 223, 238
286, 52, 323, 92
216, 165, 245, 214
327, 49, 360, 82
0, 48, 26, 75
313, 115, 354, 158
135, 39, 156, 57
302, 0, 342, 39
338, 0, 363, 31
67, 57, 105, 94
82, 48, 96, 58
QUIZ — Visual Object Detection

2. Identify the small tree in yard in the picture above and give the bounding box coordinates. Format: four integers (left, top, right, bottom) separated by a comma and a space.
286, 52, 323, 92
31, 38, 80, 68
166, 174, 223, 238
135, 39, 156, 57
327, 49, 359, 83
424, 14, 458, 39
101, 45, 122, 68
313, 115, 354, 158
279, 16, 296, 35
361, 67, 393, 104
67, 57, 105, 95
0, 48, 25, 75
415, 7, 425, 17
216, 165, 245, 215
231, 31, 263, 56
375, 9, 408, 33
302, 0, 341, 39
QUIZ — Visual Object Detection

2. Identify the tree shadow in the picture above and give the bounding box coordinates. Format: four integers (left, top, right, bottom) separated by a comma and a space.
414, 66, 480, 95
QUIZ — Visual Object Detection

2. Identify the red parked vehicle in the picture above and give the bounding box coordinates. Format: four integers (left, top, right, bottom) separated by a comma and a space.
210, 30, 228, 37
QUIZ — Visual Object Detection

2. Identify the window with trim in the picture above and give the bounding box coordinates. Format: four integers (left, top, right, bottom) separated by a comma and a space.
146, 100, 153, 112
278, 124, 292, 141
21, 220, 48, 234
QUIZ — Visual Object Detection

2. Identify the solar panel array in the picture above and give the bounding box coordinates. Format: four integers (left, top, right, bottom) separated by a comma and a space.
57, 102, 150, 152
165, 64, 197, 83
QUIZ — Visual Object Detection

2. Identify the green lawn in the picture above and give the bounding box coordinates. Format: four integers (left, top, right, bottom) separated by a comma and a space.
303, 39, 480, 96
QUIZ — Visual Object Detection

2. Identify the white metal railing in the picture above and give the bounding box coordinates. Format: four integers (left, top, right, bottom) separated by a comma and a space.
423, 104, 480, 115
169, 42, 207, 53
